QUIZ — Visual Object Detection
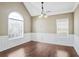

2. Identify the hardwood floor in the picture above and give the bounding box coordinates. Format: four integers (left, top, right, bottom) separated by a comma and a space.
0, 41, 78, 57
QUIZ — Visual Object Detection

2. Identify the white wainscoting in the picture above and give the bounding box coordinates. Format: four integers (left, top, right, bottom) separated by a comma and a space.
74, 35, 79, 55
0, 33, 32, 52
0, 36, 8, 52
31, 33, 74, 46
0, 33, 79, 56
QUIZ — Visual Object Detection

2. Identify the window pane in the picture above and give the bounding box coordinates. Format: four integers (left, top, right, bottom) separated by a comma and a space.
8, 12, 23, 21
56, 18, 69, 34
8, 12, 24, 39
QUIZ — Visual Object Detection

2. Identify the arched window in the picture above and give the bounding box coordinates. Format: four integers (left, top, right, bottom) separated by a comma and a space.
8, 12, 24, 39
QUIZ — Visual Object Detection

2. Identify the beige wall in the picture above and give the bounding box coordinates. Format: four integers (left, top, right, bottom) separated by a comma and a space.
74, 5, 79, 35
0, 2, 75, 35
32, 13, 74, 34
0, 2, 31, 36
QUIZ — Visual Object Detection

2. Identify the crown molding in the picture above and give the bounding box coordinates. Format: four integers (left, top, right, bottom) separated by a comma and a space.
72, 2, 79, 12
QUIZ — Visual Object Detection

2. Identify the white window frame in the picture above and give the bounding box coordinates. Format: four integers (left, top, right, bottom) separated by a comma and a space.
8, 12, 24, 40
56, 18, 69, 34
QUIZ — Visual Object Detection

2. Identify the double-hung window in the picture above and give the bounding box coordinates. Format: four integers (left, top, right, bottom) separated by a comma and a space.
56, 18, 69, 34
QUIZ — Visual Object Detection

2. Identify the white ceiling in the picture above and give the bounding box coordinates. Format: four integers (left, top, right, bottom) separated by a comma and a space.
24, 2, 78, 16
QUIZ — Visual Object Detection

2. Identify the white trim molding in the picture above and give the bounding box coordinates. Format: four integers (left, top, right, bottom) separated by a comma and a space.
72, 2, 79, 12
31, 33, 74, 46
0, 33, 32, 52
74, 35, 79, 55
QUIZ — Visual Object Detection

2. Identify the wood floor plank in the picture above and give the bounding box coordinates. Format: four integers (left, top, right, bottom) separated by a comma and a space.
0, 41, 78, 57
